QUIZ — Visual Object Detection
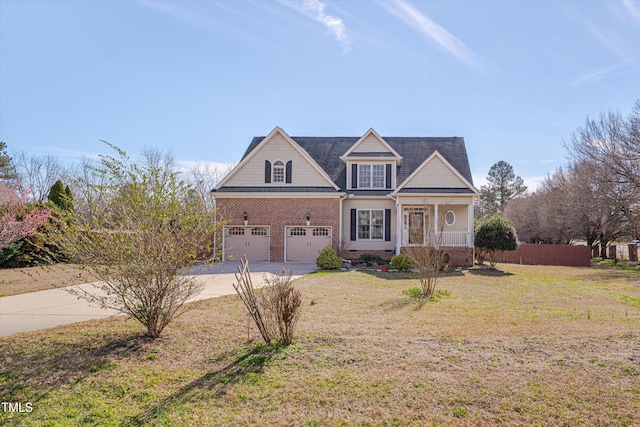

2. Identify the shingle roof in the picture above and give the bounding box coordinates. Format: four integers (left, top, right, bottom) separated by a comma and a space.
241, 136, 474, 191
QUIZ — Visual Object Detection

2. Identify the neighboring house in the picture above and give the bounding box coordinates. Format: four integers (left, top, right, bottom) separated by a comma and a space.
212, 127, 479, 267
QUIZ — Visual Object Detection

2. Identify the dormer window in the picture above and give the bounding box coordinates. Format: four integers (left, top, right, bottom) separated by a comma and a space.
264, 160, 292, 184
273, 160, 285, 183
357, 164, 387, 189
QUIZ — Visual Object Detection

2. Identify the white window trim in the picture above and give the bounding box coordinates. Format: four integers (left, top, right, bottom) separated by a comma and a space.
273, 160, 285, 183
445, 210, 456, 226
357, 209, 385, 241
357, 164, 386, 189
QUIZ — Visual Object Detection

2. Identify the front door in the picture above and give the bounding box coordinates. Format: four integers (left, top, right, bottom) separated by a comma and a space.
409, 211, 424, 244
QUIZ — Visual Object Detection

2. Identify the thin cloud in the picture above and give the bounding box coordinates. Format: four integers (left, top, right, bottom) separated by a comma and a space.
569, 58, 638, 87
377, 0, 479, 68
135, 0, 209, 28
623, 0, 640, 24
280, 0, 352, 53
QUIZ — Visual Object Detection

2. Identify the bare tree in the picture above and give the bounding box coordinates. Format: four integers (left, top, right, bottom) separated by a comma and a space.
187, 161, 234, 209
13, 151, 64, 202
403, 207, 448, 298
564, 100, 640, 190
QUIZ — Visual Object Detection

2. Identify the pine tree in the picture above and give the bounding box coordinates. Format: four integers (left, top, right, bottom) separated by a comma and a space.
0, 141, 17, 182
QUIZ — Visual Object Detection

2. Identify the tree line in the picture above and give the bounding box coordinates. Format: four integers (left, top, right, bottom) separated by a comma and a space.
483, 100, 639, 257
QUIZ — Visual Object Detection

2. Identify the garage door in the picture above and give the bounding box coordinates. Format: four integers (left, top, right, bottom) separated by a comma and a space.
224, 226, 270, 261
285, 226, 332, 262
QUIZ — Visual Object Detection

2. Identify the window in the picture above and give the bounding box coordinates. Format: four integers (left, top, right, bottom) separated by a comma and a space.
445, 210, 455, 226
312, 227, 329, 236
358, 164, 371, 188
251, 227, 268, 236
228, 227, 244, 236
290, 227, 306, 236
273, 160, 285, 183
372, 164, 385, 188
358, 210, 384, 240
357, 164, 385, 189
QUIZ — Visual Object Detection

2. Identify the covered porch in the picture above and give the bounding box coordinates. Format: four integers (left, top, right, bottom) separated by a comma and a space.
395, 197, 475, 252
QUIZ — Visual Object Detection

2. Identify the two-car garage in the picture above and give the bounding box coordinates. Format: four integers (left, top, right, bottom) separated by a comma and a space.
223, 226, 332, 262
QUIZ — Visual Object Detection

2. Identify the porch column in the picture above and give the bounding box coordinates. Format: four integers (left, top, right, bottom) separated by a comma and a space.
395, 201, 402, 254
434, 203, 439, 246
468, 202, 474, 247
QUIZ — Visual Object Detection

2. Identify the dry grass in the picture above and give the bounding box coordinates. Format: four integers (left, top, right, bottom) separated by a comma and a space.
0, 264, 93, 297
1, 264, 639, 426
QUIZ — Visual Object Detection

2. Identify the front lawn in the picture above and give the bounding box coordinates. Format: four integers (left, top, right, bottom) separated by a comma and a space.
1, 264, 639, 426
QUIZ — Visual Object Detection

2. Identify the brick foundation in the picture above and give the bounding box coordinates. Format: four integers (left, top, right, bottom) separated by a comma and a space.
215, 198, 341, 262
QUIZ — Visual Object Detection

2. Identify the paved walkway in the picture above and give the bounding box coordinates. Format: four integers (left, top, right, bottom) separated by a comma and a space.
0, 261, 316, 337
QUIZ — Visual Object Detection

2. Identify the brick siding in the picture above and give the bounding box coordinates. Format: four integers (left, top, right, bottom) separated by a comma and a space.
216, 198, 341, 262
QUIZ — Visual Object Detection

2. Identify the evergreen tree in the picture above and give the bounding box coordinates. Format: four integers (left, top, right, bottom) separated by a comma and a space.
0, 141, 17, 182
64, 185, 74, 212
480, 161, 527, 215
48, 180, 67, 210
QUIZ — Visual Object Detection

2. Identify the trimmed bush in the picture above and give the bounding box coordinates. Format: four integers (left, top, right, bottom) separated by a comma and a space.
316, 246, 343, 270
391, 254, 416, 271
474, 214, 519, 267
359, 253, 382, 265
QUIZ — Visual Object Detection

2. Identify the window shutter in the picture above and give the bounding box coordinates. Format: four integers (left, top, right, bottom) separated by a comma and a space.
385, 164, 392, 189
285, 161, 292, 183
350, 209, 357, 241
265, 160, 271, 183
351, 164, 358, 189
384, 209, 391, 241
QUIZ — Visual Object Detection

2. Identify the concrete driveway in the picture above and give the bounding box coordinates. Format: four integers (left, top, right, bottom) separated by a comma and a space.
0, 261, 316, 337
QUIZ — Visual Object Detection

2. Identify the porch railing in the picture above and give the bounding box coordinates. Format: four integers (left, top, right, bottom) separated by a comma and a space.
441, 231, 470, 247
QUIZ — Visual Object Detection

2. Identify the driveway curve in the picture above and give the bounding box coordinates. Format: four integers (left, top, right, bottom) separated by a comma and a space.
0, 261, 316, 337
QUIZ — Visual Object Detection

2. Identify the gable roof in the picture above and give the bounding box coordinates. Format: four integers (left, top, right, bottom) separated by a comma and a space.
236, 135, 475, 191
215, 127, 340, 191
394, 150, 479, 195
341, 128, 402, 160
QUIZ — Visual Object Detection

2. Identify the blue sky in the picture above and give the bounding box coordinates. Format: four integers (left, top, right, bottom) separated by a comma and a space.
1, 0, 639, 190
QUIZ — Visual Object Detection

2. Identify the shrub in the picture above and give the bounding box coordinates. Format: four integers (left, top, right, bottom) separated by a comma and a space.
391, 254, 416, 271
359, 253, 382, 265
474, 214, 518, 267
258, 269, 303, 345
316, 246, 342, 270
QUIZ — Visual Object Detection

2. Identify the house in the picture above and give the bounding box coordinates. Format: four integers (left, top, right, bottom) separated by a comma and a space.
212, 127, 479, 267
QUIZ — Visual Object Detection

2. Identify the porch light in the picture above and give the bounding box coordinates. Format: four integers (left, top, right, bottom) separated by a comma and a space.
306, 212, 310, 226
243, 211, 248, 225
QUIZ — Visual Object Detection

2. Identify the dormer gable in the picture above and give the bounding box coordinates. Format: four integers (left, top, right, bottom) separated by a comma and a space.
394, 150, 479, 194
340, 128, 403, 161
215, 127, 340, 191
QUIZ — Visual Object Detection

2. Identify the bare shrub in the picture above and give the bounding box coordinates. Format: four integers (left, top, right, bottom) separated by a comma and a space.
403, 208, 448, 299
258, 269, 302, 345
234, 257, 302, 346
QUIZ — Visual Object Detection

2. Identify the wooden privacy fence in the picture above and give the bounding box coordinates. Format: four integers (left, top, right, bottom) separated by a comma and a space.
497, 244, 592, 267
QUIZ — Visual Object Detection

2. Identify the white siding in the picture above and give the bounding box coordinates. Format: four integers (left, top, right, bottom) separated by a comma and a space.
352, 134, 391, 153
441, 204, 468, 232
341, 198, 396, 251
224, 134, 329, 187
402, 156, 467, 188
